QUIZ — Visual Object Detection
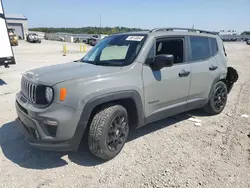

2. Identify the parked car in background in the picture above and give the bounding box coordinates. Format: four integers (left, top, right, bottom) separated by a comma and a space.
86, 34, 108, 46
89, 37, 100, 46
86, 35, 98, 45
247, 39, 250, 45
8, 28, 18, 46
27, 33, 41, 43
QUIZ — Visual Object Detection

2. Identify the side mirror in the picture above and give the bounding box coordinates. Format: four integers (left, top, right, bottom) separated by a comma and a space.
151, 54, 174, 70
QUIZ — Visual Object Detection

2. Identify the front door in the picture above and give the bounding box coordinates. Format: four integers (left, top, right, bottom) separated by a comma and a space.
143, 36, 191, 124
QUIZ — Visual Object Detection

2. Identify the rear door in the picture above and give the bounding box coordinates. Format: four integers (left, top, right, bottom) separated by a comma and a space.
0, 0, 15, 67
186, 36, 220, 110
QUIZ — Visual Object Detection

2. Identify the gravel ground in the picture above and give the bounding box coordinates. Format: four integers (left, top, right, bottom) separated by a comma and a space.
0, 40, 249, 188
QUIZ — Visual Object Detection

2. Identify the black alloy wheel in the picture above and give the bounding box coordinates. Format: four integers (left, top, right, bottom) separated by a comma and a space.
204, 81, 228, 115
88, 105, 129, 160
213, 85, 227, 111
106, 113, 129, 152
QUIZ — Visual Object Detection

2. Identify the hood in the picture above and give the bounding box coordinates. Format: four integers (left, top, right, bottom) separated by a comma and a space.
25, 62, 122, 85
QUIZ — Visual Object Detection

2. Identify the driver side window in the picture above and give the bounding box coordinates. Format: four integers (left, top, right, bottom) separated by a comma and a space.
145, 37, 185, 65
155, 38, 184, 64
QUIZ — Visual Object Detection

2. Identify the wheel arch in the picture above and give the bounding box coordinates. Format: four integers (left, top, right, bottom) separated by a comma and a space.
72, 90, 145, 149
208, 66, 238, 100
82, 90, 145, 126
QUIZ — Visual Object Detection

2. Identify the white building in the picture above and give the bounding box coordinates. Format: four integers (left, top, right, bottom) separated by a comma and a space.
219, 30, 240, 36
5, 14, 28, 39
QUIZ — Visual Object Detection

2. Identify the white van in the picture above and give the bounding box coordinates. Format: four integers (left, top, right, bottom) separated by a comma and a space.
0, 0, 15, 68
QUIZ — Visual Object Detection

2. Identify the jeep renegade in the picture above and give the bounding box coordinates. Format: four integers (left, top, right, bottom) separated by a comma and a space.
16, 28, 238, 160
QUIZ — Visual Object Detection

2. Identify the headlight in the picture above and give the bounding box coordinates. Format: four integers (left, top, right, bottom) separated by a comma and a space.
45, 87, 53, 103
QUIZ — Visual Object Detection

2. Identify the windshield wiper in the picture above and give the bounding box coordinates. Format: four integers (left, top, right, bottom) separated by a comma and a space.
79, 59, 96, 65
95, 61, 123, 66
73, 59, 81, 62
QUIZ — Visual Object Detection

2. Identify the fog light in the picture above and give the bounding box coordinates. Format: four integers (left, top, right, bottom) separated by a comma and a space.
44, 120, 58, 126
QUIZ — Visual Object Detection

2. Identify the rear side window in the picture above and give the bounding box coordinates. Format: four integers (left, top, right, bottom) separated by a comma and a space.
190, 36, 210, 61
210, 38, 218, 56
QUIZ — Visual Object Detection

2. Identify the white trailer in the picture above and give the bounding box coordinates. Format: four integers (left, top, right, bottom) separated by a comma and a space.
0, 0, 15, 68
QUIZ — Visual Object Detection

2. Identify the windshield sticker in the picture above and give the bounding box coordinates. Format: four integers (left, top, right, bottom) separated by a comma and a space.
126, 36, 144, 41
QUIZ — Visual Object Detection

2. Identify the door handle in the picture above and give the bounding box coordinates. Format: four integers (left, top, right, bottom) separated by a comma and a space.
179, 70, 190, 77
209, 65, 218, 71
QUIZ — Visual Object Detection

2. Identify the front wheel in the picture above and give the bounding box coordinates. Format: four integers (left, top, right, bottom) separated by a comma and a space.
204, 81, 228, 115
88, 104, 129, 160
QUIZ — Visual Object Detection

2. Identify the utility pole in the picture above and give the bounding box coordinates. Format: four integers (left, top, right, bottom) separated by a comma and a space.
100, 14, 102, 28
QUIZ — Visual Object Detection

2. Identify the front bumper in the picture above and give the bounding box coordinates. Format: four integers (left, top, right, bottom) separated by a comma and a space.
16, 117, 78, 151
15, 92, 84, 151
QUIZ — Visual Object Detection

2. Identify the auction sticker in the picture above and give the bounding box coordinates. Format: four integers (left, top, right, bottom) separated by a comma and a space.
126, 36, 144, 41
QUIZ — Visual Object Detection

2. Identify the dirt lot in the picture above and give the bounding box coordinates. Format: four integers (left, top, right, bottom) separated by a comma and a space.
0, 40, 249, 188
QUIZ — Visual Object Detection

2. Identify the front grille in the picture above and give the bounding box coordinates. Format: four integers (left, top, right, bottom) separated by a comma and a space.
21, 77, 37, 103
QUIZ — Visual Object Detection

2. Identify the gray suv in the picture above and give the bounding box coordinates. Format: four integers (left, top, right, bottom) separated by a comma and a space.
15, 28, 238, 160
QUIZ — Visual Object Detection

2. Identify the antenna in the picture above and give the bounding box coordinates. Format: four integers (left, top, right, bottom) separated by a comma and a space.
99, 14, 102, 28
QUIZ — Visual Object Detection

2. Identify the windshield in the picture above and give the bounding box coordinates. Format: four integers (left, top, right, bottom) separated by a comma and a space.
81, 34, 147, 66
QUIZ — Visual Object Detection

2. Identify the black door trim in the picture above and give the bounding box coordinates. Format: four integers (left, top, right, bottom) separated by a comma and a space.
145, 102, 186, 124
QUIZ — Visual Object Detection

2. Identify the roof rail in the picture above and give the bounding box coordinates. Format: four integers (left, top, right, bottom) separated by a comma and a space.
149, 27, 217, 35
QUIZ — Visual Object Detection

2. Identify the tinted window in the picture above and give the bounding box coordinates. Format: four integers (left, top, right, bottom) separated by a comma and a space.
190, 36, 210, 61
211, 38, 218, 56
155, 38, 184, 64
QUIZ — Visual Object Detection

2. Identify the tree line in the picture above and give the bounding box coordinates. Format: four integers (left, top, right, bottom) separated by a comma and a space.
242, 31, 250, 35
29, 26, 147, 34
29, 27, 250, 35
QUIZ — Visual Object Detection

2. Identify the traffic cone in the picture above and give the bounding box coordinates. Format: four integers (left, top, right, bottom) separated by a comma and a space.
83, 44, 86, 52
63, 44, 67, 56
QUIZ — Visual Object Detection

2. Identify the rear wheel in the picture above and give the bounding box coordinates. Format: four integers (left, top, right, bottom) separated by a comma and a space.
204, 81, 228, 115
88, 104, 129, 160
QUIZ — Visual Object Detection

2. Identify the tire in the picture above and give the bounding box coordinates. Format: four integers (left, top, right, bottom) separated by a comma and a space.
204, 81, 228, 115
88, 104, 129, 160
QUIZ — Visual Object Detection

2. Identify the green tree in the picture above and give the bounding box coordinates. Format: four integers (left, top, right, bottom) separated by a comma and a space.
29, 26, 146, 35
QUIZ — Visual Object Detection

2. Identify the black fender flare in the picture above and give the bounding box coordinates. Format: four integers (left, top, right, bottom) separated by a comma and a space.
208, 67, 238, 100
70, 90, 145, 149
208, 76, 223, 100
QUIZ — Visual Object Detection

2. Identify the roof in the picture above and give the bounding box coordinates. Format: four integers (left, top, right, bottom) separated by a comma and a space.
112, 30, 218, 39
112, 31, 149, 35
148, 31, 218, 38
5, 14, 27, 20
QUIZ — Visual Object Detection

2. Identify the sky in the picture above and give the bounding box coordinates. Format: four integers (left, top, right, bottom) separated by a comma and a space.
2, 0, 250, 32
